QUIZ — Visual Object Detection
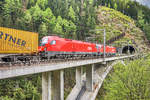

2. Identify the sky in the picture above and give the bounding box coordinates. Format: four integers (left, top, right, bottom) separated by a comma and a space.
133, 0, 150, 8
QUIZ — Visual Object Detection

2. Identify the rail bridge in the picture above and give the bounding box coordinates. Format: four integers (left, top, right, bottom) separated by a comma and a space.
0, 54, 139, 100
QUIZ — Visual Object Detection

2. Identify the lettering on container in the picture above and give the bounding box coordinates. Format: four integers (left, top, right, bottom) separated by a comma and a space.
0, 31, 26, 47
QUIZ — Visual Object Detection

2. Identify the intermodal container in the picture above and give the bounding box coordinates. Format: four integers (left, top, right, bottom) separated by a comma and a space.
0, 27, 38, 54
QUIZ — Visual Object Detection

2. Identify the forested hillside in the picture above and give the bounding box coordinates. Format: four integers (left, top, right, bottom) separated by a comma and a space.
0, 0, 96, 40
96, 0, 150, 42
0, 0, 150, 100
1, 0, 150, 42
96, 6, 148, 52
97, 55, 150, 100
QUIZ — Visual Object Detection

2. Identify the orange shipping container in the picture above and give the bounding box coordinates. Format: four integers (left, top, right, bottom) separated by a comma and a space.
0, 27, 38, 54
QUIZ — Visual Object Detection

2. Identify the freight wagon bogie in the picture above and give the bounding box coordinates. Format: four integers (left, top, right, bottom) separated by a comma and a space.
0, 54, 38, 63
1, 56, 16, 62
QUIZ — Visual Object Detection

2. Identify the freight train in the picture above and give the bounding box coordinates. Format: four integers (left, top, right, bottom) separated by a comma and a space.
0, 27, 116, 62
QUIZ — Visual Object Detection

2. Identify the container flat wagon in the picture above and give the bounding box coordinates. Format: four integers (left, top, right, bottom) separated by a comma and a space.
0, 27, 38, 54
0, 27, 38, 62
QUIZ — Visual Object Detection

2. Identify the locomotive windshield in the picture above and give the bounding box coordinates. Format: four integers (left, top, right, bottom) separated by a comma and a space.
50, 40, 56, 45
40, 37, 48, 46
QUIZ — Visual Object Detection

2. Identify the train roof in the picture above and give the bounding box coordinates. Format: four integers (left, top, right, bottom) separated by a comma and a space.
43, 36, 97, 45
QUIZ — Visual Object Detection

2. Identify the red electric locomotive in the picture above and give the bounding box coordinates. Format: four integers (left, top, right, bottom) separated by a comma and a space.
38, 36, 116, 58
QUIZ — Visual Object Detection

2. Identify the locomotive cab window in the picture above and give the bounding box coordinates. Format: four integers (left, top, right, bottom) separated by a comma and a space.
50, 40, 56, 45
40, 38, 48, 46
96, 45, 99, 49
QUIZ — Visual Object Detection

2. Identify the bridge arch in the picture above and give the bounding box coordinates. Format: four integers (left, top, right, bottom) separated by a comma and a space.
122, 45, 136, 54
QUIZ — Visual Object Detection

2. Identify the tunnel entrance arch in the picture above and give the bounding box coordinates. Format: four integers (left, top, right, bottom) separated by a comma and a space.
122, 45, 136, 54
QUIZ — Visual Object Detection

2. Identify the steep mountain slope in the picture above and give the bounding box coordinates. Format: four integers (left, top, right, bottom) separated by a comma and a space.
95, 6, 149, 52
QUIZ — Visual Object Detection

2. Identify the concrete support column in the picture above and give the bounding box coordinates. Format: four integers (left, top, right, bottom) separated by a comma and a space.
76, 67, 82, 88
42, 70, 64, 100
52, 70, 64, 100
86, 64, 94, 92
42, 72, 52, 100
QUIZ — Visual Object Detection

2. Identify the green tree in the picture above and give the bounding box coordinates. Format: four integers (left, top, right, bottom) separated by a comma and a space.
62, 19, 76, 38
36, 0, 48, 10
22, 10, 33, 31
143, 24, 150, 41
53, 23, 63, 35
53, 16, 63, 35
42, 7, 56, 34
29, 4, 43, 31
0, 96, 14, 100
3, 0, 24, 28
137, 10, 145, 29
38, 22, 48, 39
68, 6, 76, 22
114, 2, 117, 10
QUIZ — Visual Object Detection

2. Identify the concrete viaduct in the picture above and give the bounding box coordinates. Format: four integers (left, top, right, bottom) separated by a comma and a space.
0, 54, 138, 100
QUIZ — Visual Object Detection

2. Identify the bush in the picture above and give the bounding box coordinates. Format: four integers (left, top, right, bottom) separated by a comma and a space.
0, 96, 14, 100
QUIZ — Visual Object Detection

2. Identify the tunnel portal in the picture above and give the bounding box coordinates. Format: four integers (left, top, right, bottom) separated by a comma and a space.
122, 46, 136, 54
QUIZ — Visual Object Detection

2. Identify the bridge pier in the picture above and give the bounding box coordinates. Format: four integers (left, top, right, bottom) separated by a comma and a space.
42, 72, 52, 100
76, 67, 82, 88
86, 64, 94, 91
42, 70, 64, 100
